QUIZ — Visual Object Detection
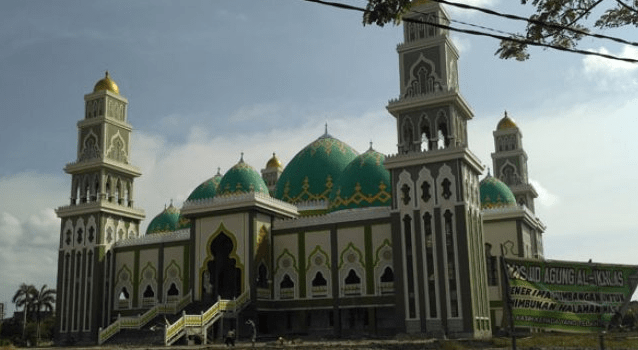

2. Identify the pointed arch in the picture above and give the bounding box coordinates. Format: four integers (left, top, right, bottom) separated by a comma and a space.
419, 113, 432, 151
198, 222, 244, 300
404, 54, 443, 98
106, 131, 128, 164
80, 129, 100, 162
401, 117, 415, 154
164, 259, 182, 302
499, 160, 520, 185
339, 242, 365, 296
374, 239, 394, 295
437, 164, 456, 203
114, 265, 133, 309
436, 109, 450, 149
274, 249, 298, 300
397, 170, 415, 209
306, 245, 331, 298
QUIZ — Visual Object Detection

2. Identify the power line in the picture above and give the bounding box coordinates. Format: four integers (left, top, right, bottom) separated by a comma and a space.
302, 0, 638, 63
615, 0, 638, 13
430, 0, 638, 49
405, 14, 638, 63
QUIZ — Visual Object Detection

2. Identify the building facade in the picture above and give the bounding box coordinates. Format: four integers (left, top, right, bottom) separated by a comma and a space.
54, 2, 543, 344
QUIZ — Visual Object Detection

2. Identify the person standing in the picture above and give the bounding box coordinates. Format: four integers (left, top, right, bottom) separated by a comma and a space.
225, 328, 236, 347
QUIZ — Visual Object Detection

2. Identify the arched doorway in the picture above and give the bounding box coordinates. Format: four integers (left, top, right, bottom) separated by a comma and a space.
205, 232, 241, 300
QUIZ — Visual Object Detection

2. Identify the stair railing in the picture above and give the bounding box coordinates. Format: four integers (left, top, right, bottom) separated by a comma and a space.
164, 289, 250, 346
98, 290, 192, 345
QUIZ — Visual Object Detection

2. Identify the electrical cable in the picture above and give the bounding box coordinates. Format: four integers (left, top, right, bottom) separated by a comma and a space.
302, 0, 638, 63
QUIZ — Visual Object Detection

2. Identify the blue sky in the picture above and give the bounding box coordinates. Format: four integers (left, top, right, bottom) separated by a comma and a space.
1, 0, 637, 315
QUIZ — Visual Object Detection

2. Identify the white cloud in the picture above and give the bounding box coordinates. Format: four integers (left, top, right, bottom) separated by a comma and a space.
0, 173, 64, 314
444, 0, 500, 17
451, 34, 471, 54
529, 179, 558, 208
582, 45, 638, 90
0, 212, 22, 246
229, 102, 283, 123
131, 109, 396, 233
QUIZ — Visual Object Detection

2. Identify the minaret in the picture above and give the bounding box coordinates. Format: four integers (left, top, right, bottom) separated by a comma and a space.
384, 2, 491, 338
261, 153, 283, 196
491, 111, 538, 213
55, 72, 145, 343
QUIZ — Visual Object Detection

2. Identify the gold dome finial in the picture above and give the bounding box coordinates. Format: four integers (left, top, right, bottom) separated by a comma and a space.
93, 71, 120, 94
497, 110, 517, 130
266, 152, 283, 169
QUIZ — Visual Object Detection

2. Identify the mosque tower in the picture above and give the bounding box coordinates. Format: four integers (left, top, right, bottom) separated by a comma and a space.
491, 112, 538, 213
384, 1, 491, 337
55, 72, 145, 343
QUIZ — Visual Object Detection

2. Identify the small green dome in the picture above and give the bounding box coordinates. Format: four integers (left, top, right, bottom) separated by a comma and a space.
329, 147, 391, 212
218, 155, 269, 196
146, 203, 190, 235
480, 175, 516, 209
275, 131, 358, 204
187, 168, 223, 201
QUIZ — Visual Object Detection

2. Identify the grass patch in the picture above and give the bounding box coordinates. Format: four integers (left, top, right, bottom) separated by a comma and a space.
490, 332, 638, 349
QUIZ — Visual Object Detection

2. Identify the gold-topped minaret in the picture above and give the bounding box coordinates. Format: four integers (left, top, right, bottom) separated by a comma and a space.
93, 71, 120, 95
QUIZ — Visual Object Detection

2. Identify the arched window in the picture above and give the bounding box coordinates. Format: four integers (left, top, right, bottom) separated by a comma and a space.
119, 287, 129, 300
401, 183, 411, 206
280, 274, 294, 289
345, 269, 361, 285
402, 120, 414, 153
312, 272, 327, 287
380, 267, 394, 283
93, 176, 99, 201
167, 283, 179, 296
257, 263, 268, 289
420, 115, 431, 152
143, 285, 155, 298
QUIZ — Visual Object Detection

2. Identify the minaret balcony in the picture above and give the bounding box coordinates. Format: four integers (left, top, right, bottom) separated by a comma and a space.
57, 197, 145, 219
64, 158, 142, 177
386, 89, 472, 119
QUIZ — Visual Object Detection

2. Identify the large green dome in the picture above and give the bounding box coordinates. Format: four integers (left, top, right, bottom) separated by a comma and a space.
218, 155, 269, 196
187, 168, 223, 201
146, 203, 190, 235
329, 147, 391, 212
275, 132, 358, 204
480, 174, 517, 209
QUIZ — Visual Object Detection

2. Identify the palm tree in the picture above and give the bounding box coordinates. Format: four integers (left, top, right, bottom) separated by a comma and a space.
12, 283, 36, 340
31, 285, 56, 344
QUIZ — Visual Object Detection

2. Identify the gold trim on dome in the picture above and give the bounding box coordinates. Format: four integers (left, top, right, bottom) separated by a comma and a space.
330, 181, 392, 210
93, 71, 120, 95
280, 175, 334, 204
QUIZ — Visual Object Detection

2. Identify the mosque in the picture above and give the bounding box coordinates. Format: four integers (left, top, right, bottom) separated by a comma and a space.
54, 2, 545, 345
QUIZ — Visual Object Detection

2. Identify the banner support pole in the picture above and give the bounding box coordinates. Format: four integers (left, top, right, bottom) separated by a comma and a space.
500, 244, 516, 350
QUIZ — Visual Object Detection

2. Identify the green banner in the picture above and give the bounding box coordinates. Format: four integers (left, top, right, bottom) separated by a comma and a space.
503, 257, 638, 332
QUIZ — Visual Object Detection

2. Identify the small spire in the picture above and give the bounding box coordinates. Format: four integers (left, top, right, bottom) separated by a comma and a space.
504, 110, 508, 117
273, 152, 276, 157
324, 123, 328, 136
169, 199, 174, 207
487, 168, 492, 177
239, 152, 244, 163
216, 167, 221, 175
105, 70, 110, 78
369, 141, 374, 151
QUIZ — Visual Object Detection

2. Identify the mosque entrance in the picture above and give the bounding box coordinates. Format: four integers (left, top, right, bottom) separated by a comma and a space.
205, 232, 241, 300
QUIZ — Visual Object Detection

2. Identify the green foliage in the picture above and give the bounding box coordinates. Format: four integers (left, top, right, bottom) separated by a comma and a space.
363, 0, 412, 26
440, 340, 466, 350
363, 0, 637, 60
10, 283, 56, 344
